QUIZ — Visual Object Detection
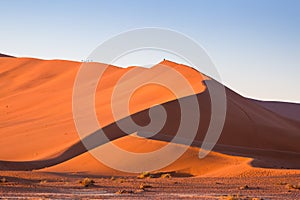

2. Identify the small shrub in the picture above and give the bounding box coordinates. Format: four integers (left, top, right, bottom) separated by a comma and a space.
219, 195, 241, 200
0, 178, 6, 183
139, 183, 152, 189
239, 185, 249, 190
161, 173, 171, 178
285, 183, 300, 190
118, 178, 125, 183
134, 189, 144, 193
115, 189, 133, 194
39, 180, 47, 184
137, 172, 151, 179
79, 178, 95, 187
219, 195, 263, 200
277, 182, 287, 185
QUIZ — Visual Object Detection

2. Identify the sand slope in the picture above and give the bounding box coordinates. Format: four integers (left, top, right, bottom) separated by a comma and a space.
253, 99, 300, 121
0, 57, 299, 176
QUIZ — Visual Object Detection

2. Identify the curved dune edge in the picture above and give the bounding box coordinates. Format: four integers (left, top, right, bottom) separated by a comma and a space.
40, 135, 251, 176
39, 135, 300, 177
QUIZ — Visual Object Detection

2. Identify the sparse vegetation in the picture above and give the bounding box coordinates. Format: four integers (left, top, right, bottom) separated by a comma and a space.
219, 195, 242, 200
0, 177, 6, 183
239, 185, 249, 190
39, 180, 47, 184
134, 189, 145, 193
139, 183, 152, 190
137, 172, 152, 179
79, 178, 95, 187
118, 178, 125, 183
277, 182, 287, 185
115, 189, 134, 194
161, 173, 171, 178
137, 171, 174, 179
219, 195, 263, 200
285, 183, 300, 190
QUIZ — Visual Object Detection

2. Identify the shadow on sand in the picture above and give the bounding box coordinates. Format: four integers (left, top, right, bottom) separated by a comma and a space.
1, 80, 300, 171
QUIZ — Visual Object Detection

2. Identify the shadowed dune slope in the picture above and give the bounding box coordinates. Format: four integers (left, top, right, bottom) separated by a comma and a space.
252, 99, 300, 121
0, 57, 299, 176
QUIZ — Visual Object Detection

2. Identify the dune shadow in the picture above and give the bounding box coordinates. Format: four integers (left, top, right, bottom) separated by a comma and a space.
1, 80, 300, 171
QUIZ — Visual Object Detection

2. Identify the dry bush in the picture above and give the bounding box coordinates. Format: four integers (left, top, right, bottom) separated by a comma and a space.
137, 172, 153, 179
0, 178, 6, 183
219, 195, 263, 200
161, 173, 171, 178
285, 183, 300, 190
79, 178, 95, 187
115, 189, 133, 194
139, 183, 152, 189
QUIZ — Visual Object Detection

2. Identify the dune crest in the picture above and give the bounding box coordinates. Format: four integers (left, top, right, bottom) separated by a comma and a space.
0, 53, 15, 58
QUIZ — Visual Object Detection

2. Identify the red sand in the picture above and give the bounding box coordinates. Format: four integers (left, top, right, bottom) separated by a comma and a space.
0, 56, 299, 179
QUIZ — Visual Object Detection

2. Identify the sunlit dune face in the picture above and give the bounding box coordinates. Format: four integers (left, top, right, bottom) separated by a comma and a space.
94, 62, 209, 153
95, 62, 208, 127
110, 134, 167, 153
0, 58, 215, 169
129, 83, 176, 114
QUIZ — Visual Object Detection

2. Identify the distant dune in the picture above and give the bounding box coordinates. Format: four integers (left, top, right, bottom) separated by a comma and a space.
0, 53, 15, 58
253, 100, 300, 121
0, 56, 299, 177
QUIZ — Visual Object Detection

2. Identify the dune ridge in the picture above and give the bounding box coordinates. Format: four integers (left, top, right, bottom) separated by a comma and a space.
0, 56, 299, 176
0, 53, 15, 58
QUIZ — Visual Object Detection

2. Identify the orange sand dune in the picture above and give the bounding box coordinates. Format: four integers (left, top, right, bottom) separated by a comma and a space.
43, 135, 252, 176
44, 135, 300, 177
0, 56, 299, 176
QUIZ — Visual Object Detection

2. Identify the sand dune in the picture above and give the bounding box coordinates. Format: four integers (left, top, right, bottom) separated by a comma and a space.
0, 53, 14, 58
253, 99, 300, 121
0, 56, 299, 176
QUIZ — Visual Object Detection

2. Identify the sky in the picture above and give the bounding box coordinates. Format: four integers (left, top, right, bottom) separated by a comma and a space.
1, 0, 299, 103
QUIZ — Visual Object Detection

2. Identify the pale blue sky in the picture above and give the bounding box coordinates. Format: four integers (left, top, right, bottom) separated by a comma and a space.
1, 0, 299, 102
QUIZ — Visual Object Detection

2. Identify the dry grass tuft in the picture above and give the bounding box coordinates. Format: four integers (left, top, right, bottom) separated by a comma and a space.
285, 183, 300, 190
115, 189, 134, 194
79, 178, 95, 187
161, 173, 172, 178
139, 183, 152, 190
219, 195, 263, 200
239, 185, 249, 190
137, 172, 153, 179
39, 180, 47, 184
0, 178, 6, 183
219, 195, 242, 200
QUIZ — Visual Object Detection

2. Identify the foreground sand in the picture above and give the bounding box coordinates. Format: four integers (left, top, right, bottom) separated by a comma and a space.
0, 171, 299, 199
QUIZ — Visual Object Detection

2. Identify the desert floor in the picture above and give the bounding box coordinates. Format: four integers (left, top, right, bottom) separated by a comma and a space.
0, 171, 299, 199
